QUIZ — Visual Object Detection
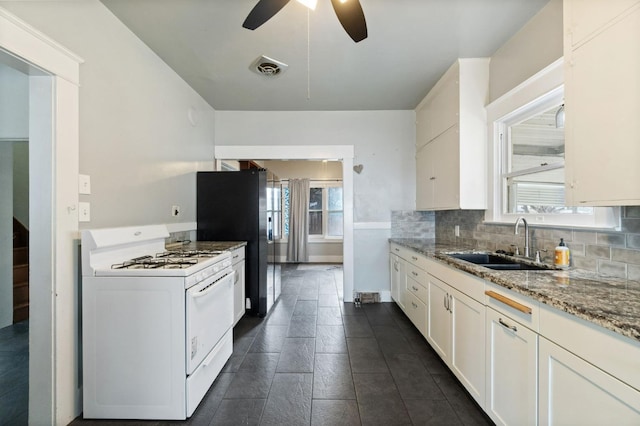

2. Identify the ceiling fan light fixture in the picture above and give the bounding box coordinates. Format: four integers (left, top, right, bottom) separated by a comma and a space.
296, 0, 317, 10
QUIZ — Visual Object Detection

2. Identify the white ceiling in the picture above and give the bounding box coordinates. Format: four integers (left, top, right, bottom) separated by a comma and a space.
100, 0, 549, 111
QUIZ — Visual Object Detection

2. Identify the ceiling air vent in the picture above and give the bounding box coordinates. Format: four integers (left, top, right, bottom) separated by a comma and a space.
251, 55, 288, 77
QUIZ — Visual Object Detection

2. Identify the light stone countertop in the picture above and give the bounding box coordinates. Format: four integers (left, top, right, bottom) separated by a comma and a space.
390, 238, 640, 342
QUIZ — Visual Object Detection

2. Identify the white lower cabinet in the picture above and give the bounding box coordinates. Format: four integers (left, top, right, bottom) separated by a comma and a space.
389, 253, 406, 311
427, 273, 485, 406
485, 307, 538, 426
231, 247, 246, 326
539, 337, 640, 425
389, 245, 640, 425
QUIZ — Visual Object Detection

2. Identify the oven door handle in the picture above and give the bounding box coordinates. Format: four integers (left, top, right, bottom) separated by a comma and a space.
191, 271, 233, 299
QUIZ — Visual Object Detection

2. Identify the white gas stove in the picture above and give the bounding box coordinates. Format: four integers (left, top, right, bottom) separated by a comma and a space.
81, 225, 234, 420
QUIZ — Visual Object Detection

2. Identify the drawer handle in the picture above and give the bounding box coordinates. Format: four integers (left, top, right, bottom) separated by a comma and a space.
412, 286, 419, 291
412, 271, 418, 277
485, 291, 532, 315
412, 302, 418, 309
395, 248, 400, 252
498, 318, 517, 332
233, 254, 239, 259
411, 256, 418, 261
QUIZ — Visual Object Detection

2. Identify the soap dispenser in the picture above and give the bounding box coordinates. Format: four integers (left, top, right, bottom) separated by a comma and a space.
554, 238, 570, 269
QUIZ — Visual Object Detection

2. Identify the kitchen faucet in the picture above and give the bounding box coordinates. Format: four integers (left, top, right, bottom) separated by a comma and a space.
514, 217, 530, 258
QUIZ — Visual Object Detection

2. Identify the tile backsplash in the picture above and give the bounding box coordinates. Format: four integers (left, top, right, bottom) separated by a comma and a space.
391, 208, 640, 280
390, 210, 435, 239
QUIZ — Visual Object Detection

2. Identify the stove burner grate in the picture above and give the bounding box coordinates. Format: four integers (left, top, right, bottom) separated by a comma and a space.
111, 256, 199, 270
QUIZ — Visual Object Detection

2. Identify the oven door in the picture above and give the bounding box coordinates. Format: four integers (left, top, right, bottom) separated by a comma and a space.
185, 267, 234, 375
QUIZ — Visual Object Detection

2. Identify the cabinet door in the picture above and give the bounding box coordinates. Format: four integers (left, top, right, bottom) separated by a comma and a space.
416, 142, 435, 209
450, 286, 485, 407
233, 260, 246, 326
565, 6, 640, 205
431, 126, 460, 209
539, 337, 640, 425
427, 66, 459, 141
485, 308, 537, 426
426, 274, 451, 361
390, 254, 406, 311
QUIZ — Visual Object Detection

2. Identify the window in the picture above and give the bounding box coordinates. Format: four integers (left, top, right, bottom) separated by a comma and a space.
502, 102, 591, 215
267, 183, 282, 240
282, 181, 343, 240
489, 77, 619, 228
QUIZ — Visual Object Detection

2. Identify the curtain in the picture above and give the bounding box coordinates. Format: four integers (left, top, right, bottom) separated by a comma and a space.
287, 178, 310, 262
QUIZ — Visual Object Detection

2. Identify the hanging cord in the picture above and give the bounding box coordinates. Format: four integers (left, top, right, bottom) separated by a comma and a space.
307, 7, 311, 100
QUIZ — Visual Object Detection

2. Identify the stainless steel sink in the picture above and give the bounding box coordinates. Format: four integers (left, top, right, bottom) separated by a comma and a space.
447, 253, 550, 271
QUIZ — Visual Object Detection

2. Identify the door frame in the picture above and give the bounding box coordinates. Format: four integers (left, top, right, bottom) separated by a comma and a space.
0, 7, 83, 424
214, 145, 355, 302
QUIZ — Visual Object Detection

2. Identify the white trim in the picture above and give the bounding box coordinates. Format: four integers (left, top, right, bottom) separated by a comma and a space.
214, 145, 355, 302
354, 222, 391, 230
215, 145, 354, 160
165, 221, 197, 233
0, 7, 83, 84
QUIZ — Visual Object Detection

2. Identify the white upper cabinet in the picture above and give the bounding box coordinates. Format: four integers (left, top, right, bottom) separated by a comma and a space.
564, 1, 640, 205
415, 58, 489, 210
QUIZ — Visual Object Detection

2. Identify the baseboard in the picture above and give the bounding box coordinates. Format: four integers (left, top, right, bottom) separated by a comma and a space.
276, 256, 343, 263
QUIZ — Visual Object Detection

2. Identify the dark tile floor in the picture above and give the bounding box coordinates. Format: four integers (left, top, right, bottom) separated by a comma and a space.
0, 319, 29, 426
23, 263, 492, 426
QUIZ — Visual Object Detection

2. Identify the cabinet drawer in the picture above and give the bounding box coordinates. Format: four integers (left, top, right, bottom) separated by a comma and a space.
230, 246, 245, 264
406, 272, 427, 304
484, 282, 539, 332
390, 243, 410, 260
406, 250, 430, 271
426, 258, 485, 302
404, 291, 427, 337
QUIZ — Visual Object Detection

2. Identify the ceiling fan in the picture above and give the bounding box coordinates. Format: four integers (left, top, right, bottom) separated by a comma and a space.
242, 0, 368, 43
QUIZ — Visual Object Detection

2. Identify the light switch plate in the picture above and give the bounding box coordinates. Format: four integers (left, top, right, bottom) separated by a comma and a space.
79, 174, 91, 195
79, 202, 91, 222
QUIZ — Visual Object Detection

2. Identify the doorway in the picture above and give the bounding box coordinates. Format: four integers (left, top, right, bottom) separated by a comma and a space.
214, 145, 355, 303
0, 61, 30, 425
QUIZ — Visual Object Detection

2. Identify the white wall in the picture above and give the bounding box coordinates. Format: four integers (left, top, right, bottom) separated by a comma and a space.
215, 110, 416, 294
489, 0, 563, 103
0, 0, 216, 230
0, 63, 28, 140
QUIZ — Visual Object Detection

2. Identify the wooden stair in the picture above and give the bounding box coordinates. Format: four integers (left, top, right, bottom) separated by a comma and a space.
13, 219, 29, 324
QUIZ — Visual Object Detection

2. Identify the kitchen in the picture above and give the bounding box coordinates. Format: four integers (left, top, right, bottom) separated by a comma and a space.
0, 0, 639, 424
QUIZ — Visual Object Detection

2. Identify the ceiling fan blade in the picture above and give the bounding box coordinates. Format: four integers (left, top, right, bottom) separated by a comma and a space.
330, 0, 368, 42
243, 0, 292, 30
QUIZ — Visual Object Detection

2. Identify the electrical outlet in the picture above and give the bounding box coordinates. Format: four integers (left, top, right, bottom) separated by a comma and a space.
78, 174, 91, 194
454, 225, 460, 237
79, 202, 91, 222
171, 205, 181, 217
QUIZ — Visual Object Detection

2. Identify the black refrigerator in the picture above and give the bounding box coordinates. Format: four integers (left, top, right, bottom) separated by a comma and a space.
197, 169, 281, 317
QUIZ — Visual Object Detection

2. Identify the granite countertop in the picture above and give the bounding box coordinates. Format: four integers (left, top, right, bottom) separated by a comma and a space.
166, 240, 247, 252
390, 238, 640, 342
